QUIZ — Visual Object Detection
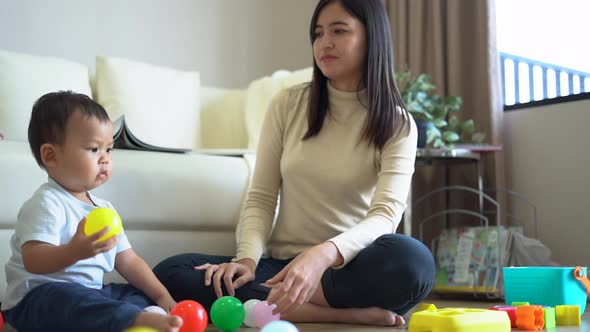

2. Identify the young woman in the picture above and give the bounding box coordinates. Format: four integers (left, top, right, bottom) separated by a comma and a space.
154, 0, 434, 326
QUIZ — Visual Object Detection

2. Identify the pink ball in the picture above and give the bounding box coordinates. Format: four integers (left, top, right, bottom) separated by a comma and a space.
252, 300, 280, 328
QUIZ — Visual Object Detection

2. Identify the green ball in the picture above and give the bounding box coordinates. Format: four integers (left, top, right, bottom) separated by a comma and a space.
210, 296, 246, 332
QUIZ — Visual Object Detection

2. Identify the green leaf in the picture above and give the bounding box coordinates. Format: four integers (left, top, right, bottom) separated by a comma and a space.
426, 127, 441, 144
415, 91, 429, 102
433, 119, 448, 128
395, 71, 409, 83
472, 132, 486, 143
433, 138, 448, 149
461, 119, 475, 134
448, 115, 460, 130
445, 96, 463, 112
442, 131, 460, 142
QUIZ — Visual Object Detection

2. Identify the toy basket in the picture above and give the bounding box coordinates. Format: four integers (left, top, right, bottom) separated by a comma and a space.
415, 186, 539, 299
503, 266, 590, 312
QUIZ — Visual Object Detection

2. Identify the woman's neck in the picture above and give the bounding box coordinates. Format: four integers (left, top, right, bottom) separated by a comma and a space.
328, 78, 364, 92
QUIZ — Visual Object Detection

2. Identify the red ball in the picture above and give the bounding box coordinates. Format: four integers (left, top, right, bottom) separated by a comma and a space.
170, 300, 208, 332
0, 311, 4, 330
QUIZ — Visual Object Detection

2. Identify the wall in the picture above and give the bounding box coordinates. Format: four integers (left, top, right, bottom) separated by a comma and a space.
503, 98, 590, 266
0, 0, 315, 88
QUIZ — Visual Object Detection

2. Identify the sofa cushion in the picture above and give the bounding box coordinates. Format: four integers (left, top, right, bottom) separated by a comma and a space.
95, 56, 201, 150
200, 87, 248, 149
0, 50, 92, 142
244, 67, 313, 149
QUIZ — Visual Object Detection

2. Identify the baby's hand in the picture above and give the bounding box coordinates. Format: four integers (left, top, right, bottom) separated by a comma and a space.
68, 217, 119, 261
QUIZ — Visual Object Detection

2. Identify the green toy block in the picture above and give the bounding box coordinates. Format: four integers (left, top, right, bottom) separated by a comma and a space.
543, 307, 556, 329
511, 301, 530, 306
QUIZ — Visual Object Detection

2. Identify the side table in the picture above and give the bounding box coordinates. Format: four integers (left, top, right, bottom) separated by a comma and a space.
403, 147, 490, 237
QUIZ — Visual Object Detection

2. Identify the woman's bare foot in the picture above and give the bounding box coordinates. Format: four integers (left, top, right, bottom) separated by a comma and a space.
132, 312, 183, 332
282, 303, 405, 327
347, 307, 405, 326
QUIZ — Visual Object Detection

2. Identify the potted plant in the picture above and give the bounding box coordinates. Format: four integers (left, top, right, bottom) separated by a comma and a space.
395, 70, 485, 149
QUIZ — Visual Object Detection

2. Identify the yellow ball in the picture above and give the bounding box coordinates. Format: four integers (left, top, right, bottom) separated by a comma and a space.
124, 328, 158, 332
84, 207, 123, 241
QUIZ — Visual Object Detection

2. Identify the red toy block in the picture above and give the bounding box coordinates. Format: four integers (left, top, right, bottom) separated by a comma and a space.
489, 306, 517, 327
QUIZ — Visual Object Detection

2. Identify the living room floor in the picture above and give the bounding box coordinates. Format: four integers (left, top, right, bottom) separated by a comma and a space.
203, 299, 589, 331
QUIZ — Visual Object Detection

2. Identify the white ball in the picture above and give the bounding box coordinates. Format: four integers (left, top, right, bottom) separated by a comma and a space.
144, 305, 167, 315
261, 320, 299, 332
243, 299, 262, 327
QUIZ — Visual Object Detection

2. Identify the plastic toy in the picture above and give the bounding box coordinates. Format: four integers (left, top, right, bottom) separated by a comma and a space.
555, 305, 581, 326
84, 207, 123, 241
515, 305, 544, 330
574, 266, 590, 294
488, 305, 517, 327
261, 320, 299, 332
243, 299, 261, 327
144, 305, 167, 315
543, 306, 556, 329
210, 296, 245, 332
170, 300, 208, 332
253, 300, 280, 328
503, 266, 589, 313
0, 311, 4, 331
417, 303, 437, 312
408, 308, 511, 332
511, 301, 529, 306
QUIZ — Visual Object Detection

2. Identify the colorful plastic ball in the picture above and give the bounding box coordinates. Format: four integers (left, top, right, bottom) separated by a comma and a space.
243, 299, 261, 327
144, 305, 167, 315
0, 312, 4, 331
170, 300, 208, 332
253, 300, 280, 328
210, 296, 245, 332
261, 320, 299, 332
124, 328, 158, 332
84, 207, 123, 241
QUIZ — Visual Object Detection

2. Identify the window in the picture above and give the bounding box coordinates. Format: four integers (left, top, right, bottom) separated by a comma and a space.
496, 0, 590, 109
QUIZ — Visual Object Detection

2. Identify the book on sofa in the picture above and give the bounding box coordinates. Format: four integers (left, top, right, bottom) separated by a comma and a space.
113, 116, 191, 153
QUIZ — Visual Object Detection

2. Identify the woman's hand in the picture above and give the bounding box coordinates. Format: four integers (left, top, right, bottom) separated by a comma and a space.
194, 258, 256, 298
266, 242, 342, 315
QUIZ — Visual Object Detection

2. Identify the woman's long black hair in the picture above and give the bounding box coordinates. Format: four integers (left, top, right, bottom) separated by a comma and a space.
304, 0, 410, 150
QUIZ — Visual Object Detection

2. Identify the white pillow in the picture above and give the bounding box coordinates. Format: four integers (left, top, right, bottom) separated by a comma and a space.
244, 67, 313, 149
95, 56, 201, 150
0, 50, 92, 142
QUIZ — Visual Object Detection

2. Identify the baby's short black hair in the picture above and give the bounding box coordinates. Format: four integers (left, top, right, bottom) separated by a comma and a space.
28, 91, 110, 168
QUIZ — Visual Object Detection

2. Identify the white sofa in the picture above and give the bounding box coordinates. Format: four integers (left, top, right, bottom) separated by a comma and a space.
0, 50, 313, 316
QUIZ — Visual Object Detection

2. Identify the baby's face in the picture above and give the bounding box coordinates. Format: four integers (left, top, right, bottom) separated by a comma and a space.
51, 111, 114, 200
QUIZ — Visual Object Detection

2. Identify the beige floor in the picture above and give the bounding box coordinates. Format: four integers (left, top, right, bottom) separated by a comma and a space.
205, 299, 589, 331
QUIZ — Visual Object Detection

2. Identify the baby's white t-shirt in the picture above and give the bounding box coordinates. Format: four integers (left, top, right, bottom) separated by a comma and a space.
2, 178, 131, 310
